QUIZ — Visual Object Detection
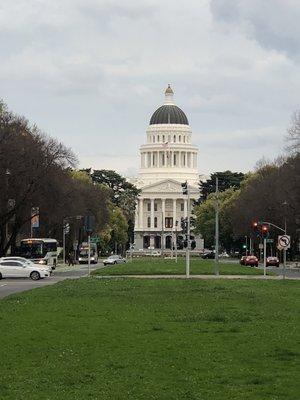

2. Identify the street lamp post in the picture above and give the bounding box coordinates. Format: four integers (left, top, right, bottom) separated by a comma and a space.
214, 177, 219, 276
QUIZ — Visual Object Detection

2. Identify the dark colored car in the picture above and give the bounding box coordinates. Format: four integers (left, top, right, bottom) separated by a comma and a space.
244, 256, 258, 267
266, 257, 279, 267
240, 256, 247, 265
201, 251, 215, 259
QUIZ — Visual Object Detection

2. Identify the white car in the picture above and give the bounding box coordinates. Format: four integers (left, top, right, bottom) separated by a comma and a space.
103, 255, 126, 266
0, 259, 51, 280
0, 257, 52, 273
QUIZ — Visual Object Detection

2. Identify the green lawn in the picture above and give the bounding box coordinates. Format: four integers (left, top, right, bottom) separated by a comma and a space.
0, 278, 299, 399
94, 257, 270, 276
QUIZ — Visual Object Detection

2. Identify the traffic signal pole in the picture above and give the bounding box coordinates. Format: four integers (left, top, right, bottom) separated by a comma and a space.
186, 186, 190, 278
263, 238, 267, 277
214, 177, 219, 276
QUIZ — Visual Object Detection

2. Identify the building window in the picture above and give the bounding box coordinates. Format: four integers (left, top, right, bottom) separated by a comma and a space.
154, 202, 157, 211
174, 154, 176, 165
162, 153, 165, 166
157, 135, 159, 142
165, 217, 173, 228
173, 135, 176, 142
153, 136, 155, 143
162, 135, 165, 142
147, 217, 151, 228
153, 153, 155, 166
147, 202, 151, 212
154, 217, 157, 228
183, 136, 186, 143
183, 154, 186, 166
179, 135, 181, 142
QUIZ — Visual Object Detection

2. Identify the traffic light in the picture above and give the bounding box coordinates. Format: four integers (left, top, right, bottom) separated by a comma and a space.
181, 181, 188, 195
252, 221, 260, 237
261, 225, 269, 239
181, 217, 187, 234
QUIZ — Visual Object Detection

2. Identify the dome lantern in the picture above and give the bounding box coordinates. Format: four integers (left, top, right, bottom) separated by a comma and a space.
164, 84, 174, 105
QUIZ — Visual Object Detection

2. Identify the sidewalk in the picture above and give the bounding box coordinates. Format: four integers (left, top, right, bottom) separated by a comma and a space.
95, 274, 300, 280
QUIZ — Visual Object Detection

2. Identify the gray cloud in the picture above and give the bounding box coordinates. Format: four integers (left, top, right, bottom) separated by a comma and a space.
0, 0, 298, 175
210, 0, 300, 61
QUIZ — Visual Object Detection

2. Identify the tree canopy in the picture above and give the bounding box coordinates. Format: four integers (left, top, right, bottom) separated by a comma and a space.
199, 171, 245, 202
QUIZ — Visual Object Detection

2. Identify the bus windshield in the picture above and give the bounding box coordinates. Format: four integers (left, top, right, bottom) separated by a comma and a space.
20, 241, 45, 258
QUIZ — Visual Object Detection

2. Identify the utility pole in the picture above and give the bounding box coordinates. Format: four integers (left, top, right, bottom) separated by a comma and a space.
214, 177, 219, 276
186, 186, 191, 278
63, 226, 66, 265
181, 181, 190, 278
175, 220, 178, 263
88, 234, 91, 276
263, 237, 267, 277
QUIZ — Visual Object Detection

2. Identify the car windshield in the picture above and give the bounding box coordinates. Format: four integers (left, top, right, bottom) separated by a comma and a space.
108, 256, 119, 259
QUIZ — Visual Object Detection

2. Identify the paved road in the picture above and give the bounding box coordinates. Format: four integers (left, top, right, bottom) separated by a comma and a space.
0, 262, 104, 299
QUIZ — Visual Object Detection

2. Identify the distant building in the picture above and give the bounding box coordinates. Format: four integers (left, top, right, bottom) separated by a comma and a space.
134, 85, 204, 251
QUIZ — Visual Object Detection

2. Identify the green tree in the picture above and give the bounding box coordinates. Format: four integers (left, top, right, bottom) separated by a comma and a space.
194, 188, 239, 250
199, 171, 245, 202
90, 169, 140, 244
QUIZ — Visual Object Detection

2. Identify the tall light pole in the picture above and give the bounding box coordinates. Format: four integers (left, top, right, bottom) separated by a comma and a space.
181, 181, 190, 278
214, 177, 219, 276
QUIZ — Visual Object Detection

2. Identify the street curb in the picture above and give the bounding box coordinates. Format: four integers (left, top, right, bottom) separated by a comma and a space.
94, 274, 300, 280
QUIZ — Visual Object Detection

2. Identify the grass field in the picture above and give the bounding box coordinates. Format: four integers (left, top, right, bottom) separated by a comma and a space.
94, 257, 270, 276
0, 278, 299, 399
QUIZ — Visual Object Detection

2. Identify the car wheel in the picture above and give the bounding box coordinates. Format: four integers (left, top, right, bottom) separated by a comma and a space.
30, 271, 40, 281
114, 261, 117, 265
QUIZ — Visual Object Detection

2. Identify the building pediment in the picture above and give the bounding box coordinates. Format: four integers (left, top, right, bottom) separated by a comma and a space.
141, 179, 198, 194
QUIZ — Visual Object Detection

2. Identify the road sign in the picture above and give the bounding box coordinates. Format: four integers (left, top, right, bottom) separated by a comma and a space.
266, 239, 274, 243
63, 222, 70, 234
278, 235, 291, 249
91, 236, 100, 244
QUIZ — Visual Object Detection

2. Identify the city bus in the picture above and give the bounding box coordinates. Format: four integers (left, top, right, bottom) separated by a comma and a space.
19, 238, 58, 269
78, 242, 98, 264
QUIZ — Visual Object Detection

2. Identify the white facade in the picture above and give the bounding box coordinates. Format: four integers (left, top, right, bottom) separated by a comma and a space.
134, 86, 203, 251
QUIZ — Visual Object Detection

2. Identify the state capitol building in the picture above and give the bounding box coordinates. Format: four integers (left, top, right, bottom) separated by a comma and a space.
133, 85, 204, 251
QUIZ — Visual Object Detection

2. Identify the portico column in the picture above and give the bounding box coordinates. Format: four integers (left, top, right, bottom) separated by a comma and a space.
184, 198, 187, 218
173, 199, 176, 227
161, 198, 166, 229
161, 198, 166, 248
139, 198, 143, 229
150, 198, 154, 229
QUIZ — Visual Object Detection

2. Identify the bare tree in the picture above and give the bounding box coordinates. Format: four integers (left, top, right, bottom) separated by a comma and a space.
286, 111, 300, 155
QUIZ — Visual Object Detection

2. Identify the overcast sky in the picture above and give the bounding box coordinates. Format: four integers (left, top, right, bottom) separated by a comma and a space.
1, 0, 299, 176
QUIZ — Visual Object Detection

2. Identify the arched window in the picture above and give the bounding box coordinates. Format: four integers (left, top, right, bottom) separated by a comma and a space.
147, 217, 151, 228
179, 135, 181, 142
173, 135, 176, 142
153, 135, 155, 143
162, 153, 165, 166
157, 135, 160, 142
154, 217, 157, 228
173, 153, 177, 165
162, 135, 165, 142
183, 136, 186, 143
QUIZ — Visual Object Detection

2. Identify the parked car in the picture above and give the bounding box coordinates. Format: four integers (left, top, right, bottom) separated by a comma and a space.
145, 251, 161, 257
201, 251, 215, 259
0, 259, 51, 280
219, 252, 230, 258
244, 256, 259, 267
240, 256, 247, 265
103, 255, 126, 266
266, 257, 280, 267
0, 257, 52, 273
